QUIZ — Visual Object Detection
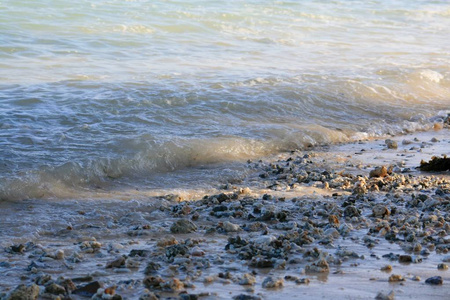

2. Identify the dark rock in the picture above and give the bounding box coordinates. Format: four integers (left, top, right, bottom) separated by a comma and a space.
143, 276, 164, 289
45, 283, 66, 295
385, 139, 398, 149
344, 205, 360, 217
129, 249, 151, 257
425, 276, 443, 285
165, 244, 188, 259
72, 275, 94, 282
398, 255, 412, 263
72, 281, 103, 297
106, 256, 126, 268
144, 261, 161, 275
4, 284, 39, 300
179, 294, 199, 300
170, 219, 197, 234
35, 274, 52, 285
233, 295, 262, 300
419, 156, 450, 172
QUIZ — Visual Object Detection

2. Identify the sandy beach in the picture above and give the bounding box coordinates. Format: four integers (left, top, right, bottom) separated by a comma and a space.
1, 128, 449, 300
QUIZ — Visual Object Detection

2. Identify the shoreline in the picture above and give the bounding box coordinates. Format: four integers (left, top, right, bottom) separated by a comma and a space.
1, 128, 449, 299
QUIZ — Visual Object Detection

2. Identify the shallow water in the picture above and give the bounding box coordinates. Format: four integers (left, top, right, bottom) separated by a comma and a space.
1, 0, 449, 200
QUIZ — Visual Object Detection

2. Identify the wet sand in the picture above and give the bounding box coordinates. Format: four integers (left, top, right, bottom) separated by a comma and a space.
1, 129, 449, 300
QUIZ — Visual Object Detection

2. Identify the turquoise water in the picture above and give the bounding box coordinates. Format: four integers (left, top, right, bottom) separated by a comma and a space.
1, 0, 449, 200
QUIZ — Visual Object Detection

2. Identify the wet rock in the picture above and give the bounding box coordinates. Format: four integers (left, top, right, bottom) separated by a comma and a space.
179, 294, 200, 300
72, 281, 103, 297
59, 278, 76, 293
249, 257, 275, 268
305, 258, 329, 273
295, 278, 310, 284
161, 278, 184, 292
370, 166, 388, 178
380, 265, 392, 272
344, 205, 360, 218
373, 205, 390, 218
328, 215, 340, 227
262, 276, 283, 288
144, 261, 162, 275
129, 249, 151, 257
166, 244, 188, 259
45, 283, 66, 295
143, 276, 164, 289
72, 275, 94, 282
170, 219, 197, 234
139, 291, 158, 300
4, 284, 39, 300
239, 273, 256, 286
106, 256, 126, 268
412, 275, 421, 281
385, 139, 398, 149
233, 295, 262, 300
425, 276, 443, 285
437, 263, 448, 270
388, 274, 405, 282
398, 255, 412, 263
35, 274, 52, 285
375, 291, 395, 300
221, 221, 241, 232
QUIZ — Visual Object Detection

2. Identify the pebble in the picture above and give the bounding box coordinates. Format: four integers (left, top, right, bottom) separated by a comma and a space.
375, 291, 395, 300
388, 274, 405, 282
239, 273, 256, 286
4, 284, 39, 300
437, 263, 448, 270
261, 277, 284, 288
425, 276, 443, 285
369, 166, 388, 178
222, 221, 241, 232
170, 219, 197, 234
385, 139, 398, 149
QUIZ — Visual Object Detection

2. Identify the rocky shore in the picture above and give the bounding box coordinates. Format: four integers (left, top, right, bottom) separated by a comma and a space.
1, 129, 449, 300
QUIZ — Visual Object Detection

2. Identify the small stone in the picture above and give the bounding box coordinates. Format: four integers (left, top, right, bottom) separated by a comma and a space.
5, 284, 39, 300
233, 295, 262, 300
425, 276, 443, 285
295, 278, 310, 284
261, 277, 283, 288
55, 250, 65, 260
373, 205, 390, 218
398, 255, 412, 263
222, 221, 241, 232
370, 166, 388, 178
328, 215, 340, 227
45, 283, 66, 295
344, 205, 360, 218
106, 256, 126, 268
385, 139, 398, 149
388, 274, 405, 282
380, 265, 392, 272
139, 291, 158, 300
170, 219, 197, 234
437, 263, 448, 270
412, 275, 421, 281
143, 276, 164, 289
239, 273, 256, 286
375, 291, 395, 300
144, 262, 161, 275
72, 281, 102, 297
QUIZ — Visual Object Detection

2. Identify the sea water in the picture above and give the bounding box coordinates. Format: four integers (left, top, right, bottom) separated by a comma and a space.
1, 0, 449, 200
